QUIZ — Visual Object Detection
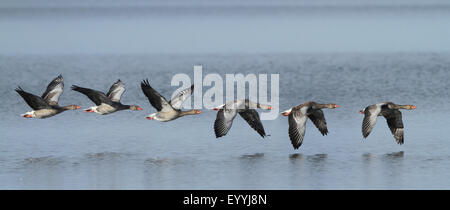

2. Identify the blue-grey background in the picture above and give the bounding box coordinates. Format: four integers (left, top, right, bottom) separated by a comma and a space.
1, 0, 450, 189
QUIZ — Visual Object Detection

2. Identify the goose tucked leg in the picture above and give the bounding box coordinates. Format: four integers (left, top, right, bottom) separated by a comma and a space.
84, 106, 97, 113
146, 113, 157, 120
21, 111, 35, 118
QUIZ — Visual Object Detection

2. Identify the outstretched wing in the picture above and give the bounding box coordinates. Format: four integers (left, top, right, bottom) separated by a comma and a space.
362, 104, 381, 138
239, 109, 266, 138
140, 79, 174, 112
106, 79, 126, 102
71, 85, 111, 106
169, 84, 194, 110
16, 87, 52, 110
214, 108, 238, 138
308, 109, 328, 136
41, 74, 64, 105
288, 110, 308, 149
383, 109, 404, 144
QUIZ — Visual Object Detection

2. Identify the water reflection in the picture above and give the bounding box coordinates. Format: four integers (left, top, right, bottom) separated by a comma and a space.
144, 157, 173, 166
289, 153, 304, 162
240, 153, 264, 160
236, 153, 268, 189
22, 156, 66, 166
143, 157, 177, 189
18, 156, 69, 189
362, 152, 376, 162
307, 154, 328, 162
287, 153, 329, 189
289, 153, 327, 163
383, 151, 404, 159
361, 151, 405, 189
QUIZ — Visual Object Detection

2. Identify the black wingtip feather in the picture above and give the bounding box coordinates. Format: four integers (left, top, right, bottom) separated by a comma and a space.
15, 86, 24, 93
141, 79, 152, 91
214, 122, 226, 138
362, 132, 369, 138
291, 140, 302, 150
214, 130, 226, 138
141, 79, 151, 87
71, 85, 80, 91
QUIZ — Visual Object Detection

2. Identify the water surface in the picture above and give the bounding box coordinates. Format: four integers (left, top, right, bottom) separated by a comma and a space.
1, 53, 450, 189
1, 0, 450, 189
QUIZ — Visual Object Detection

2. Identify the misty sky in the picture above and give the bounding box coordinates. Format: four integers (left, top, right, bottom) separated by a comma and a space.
1, 0, 450, 54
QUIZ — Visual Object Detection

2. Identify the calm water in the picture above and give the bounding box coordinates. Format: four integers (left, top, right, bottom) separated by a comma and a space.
1, 0, 450, 189
1, 53, 450, 189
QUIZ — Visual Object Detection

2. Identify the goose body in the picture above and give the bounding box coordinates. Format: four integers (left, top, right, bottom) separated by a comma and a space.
21, 109, 60, 118
86, 103, 118, 115
146, 109, 192, 122
213, 99, 272, 138
71, 80, 142, 115
360, 102, 416, 144
16, 75, 81, 119
282, 101, 339, 149
141, 79, 200, 122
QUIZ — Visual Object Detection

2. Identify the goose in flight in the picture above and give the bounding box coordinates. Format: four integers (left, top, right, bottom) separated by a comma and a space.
16, 74, 81, 118
140, 79, 200, 122
281, 101, 339, 149
71, 79, 142, 115
212, 99, 272, 138
360, 102, 416, 144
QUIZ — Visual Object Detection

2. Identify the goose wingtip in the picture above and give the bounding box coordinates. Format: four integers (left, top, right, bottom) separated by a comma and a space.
141, 79, 150, 86
15, 86, 23, 92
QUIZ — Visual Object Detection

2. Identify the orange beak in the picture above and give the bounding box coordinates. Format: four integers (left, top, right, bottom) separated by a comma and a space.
359, 110, 364, 114
22, 114, 32, 118
137, 107, 143, 111
146, 116, 154, 120
195, 110, 201, 114
267, 106, 272, 110
282, 112, 290, 116
84, 109, 94, 113
212, 108, 219, 111
76, 106, 81, 109
334, 104, 340, 108
411, 105, 416, 109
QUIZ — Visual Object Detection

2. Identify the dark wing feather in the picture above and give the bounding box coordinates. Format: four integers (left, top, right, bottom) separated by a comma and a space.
238, 109, 266, 138
383, 109, 404, 144
140, 79, 173, 112
308, 109, 328, 136
288, 110, 307, 149
214, 108, 237, 138
16, 87, 52, 110
41, 74, 64, 105
71, 85, 111, 106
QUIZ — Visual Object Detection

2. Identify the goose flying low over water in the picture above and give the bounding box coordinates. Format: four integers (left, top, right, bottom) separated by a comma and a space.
360, 102, 416, 144
16, 74, 81, 118
282, 101, 339, 149
213, 99, 272, 138
71, 80, 142, 115
140, 79, 200, 122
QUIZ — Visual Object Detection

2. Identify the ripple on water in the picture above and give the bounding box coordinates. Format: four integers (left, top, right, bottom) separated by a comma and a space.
240, 153, 265, 159
84, 152, 135, 161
